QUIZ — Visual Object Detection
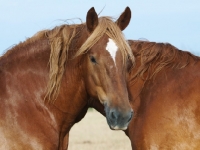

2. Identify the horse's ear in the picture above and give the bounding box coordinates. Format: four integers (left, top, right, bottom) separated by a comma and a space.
86, 7, 99, 33
116, 7, 131, 31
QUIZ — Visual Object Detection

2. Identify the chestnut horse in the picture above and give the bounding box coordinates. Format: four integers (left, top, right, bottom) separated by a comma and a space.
127, 40, 200, 149
0, 7, 134, 150
75, 40, 200, 150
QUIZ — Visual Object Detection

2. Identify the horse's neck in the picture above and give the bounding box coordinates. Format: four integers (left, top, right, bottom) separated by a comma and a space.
0, 40, 53, 121
1, 36, 89, 134
52, 59, 88, 114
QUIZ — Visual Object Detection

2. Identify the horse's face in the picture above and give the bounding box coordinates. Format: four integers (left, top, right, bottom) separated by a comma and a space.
84, 7, 133, 130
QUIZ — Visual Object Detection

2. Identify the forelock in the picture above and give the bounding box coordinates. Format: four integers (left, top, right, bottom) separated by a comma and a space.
75, 17, 135, 65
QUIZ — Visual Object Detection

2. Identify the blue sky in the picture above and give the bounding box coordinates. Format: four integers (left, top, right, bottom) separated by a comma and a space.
0, 0, 200, 55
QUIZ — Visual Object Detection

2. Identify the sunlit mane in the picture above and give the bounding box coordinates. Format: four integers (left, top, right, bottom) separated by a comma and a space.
75, 17, 135, 64
44, 24, 83, 102
0, 24, 81, 102
129, 40, 199, 81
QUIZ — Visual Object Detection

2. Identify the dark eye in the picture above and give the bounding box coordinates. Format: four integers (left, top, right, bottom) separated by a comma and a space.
90, 56, 97, 64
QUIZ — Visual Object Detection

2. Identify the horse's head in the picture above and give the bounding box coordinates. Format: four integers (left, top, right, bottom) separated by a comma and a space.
81, 7, 134, 130
46, 7, 134, 130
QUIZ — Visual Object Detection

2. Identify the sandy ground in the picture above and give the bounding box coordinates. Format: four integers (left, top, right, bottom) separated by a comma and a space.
68, 110, 131, 150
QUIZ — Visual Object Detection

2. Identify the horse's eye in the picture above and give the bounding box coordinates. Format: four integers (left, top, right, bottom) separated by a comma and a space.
90, 56, 97, 64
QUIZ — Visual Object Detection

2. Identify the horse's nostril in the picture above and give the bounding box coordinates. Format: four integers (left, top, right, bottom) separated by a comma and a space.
128, 116, 132, 123
127, 111, 133, 122
111, 111, 117, 120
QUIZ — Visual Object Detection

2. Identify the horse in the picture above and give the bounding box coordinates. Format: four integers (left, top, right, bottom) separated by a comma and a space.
0, 7, 134, 150
75, 40, 200, 150
127, 40, 200, 149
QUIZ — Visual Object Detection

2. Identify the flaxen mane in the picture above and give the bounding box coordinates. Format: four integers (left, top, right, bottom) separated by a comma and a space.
129, 40, 199, 82
0, 24, 83, 102
75, 17, 134, 64
44, 24, 83, 101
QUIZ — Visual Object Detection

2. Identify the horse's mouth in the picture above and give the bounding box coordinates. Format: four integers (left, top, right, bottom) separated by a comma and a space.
106, 118, 129, 130
109, 125, 128, 130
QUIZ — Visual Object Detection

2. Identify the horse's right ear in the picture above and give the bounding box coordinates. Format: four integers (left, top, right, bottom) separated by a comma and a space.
86, 7, 99, 33
116, 7, 131, 31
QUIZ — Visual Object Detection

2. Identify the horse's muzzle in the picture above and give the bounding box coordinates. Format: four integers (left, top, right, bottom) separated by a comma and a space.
104, 103, 133, 130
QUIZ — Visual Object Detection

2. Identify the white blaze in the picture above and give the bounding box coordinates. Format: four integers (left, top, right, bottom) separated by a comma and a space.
106, 38, 118, 65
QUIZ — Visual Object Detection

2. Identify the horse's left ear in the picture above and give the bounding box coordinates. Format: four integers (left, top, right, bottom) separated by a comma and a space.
116, 7, 131, 31
86, 7, 99, 33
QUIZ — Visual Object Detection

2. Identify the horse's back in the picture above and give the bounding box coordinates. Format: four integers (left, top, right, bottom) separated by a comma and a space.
130, 60, 200, 150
